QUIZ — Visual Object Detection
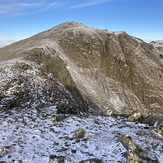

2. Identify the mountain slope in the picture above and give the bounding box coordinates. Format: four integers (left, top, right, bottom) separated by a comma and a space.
0, 22, 163, 119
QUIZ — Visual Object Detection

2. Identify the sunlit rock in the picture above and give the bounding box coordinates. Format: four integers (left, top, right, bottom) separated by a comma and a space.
74, 128, 86, 138
128, 110, 142, 122
120, 134, 159, 163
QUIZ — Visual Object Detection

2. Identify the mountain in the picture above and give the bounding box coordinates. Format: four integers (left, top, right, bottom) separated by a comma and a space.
0, 22, 163, 120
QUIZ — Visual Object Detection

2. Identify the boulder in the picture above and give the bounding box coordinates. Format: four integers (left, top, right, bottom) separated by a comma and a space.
155, 116, 163, 129
74, 128, 86, 138
154, 117, 163, 136
128, 110, 142, 122
127, 149, 140, 163
56, 102, 79, 114
120, 134, 159, 163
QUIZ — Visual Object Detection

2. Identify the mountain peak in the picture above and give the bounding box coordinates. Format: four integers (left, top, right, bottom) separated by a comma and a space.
55, 21, 85, 28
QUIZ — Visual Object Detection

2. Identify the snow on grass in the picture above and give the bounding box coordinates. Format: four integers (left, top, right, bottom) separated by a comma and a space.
0, 106, 162, 163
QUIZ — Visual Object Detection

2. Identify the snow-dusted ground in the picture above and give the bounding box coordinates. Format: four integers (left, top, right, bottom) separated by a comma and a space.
0, 106, 162, 163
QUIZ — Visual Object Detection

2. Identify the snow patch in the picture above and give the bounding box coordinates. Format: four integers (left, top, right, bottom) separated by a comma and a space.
0, 107, 162, 163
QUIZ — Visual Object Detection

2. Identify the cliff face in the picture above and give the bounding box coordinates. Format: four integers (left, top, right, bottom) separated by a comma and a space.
0, 22, 163, 118
150, 40, 163, 60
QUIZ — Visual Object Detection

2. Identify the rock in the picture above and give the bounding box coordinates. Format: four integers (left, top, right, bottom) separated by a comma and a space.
0, 146, 10, 157
51, 116, 57, 122
154, 116, 163, 136
127, 149, 141, 163
120, 134, 159, 163
56, 103, 79, 114
141, 115, 155, 126
79, 158, 103, 163
128, 110, 142, 122
48, 155, 71, 163
74, 128, 85, 138
155, 116, 163, 129
13, 160, 23, 163
120, 134, 137, 151
51, 115, 68, 122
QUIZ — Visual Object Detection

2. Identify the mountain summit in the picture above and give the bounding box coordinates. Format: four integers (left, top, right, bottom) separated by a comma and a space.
0, 22, 163, 119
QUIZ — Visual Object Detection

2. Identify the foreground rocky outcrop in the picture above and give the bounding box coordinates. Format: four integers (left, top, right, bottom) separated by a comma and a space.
0, 22, 163, 120
120, 134, 159, 163
0, 106, 162, 162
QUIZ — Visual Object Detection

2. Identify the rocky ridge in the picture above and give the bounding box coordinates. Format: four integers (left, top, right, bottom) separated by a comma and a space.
150, 40, 163, 61
0, 22, 163, 119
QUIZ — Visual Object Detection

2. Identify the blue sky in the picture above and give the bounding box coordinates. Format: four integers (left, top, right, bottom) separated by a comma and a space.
0, 0, 163, 44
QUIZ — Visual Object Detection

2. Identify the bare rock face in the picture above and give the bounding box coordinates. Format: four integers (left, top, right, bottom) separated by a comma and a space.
0, 22, 163, 119
150, 40, 163, 61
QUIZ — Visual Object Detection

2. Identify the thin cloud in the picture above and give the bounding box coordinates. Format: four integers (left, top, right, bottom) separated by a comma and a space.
0, 0, 61, 15
0, 1, 40, 14
43, 2, 61, 11
0, 40, 16, 48
68, 0, 113, 9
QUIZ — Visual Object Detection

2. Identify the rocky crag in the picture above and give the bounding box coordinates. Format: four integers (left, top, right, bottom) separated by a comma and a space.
0, 22, 163, 120
150, 40, 163, 60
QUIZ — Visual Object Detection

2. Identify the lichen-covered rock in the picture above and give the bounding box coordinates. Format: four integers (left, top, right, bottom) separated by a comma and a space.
51, 116, 57, 122
127, 149, 141, 163
120, 134, 137, 151
120, 134, 159, 163
128, 110, 142, 122
74, 128, 86, 138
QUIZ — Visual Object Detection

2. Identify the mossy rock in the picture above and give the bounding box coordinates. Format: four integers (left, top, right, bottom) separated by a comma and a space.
127, 149, 141, 163
74, 128, 85, 138
120, 134, 159, 163
120, 134, 137, 151
51, 116, 57, 122
128, 110, 142, 122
